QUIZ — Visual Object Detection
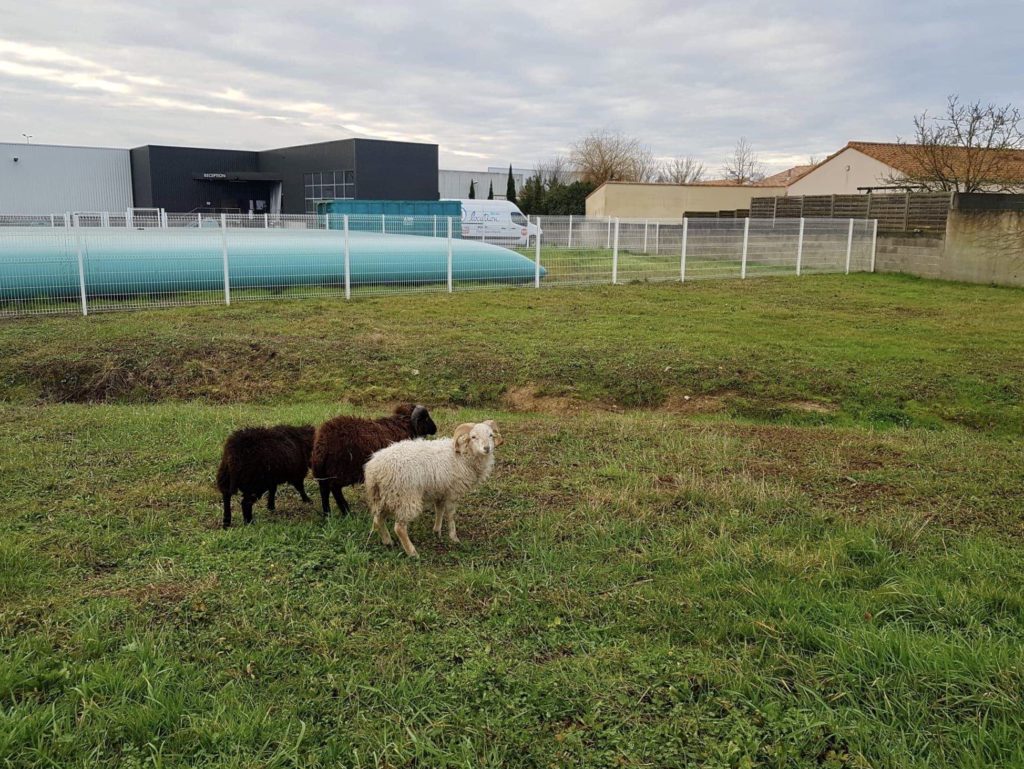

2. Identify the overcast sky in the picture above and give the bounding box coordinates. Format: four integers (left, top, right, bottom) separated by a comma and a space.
2, 0, 1022, 174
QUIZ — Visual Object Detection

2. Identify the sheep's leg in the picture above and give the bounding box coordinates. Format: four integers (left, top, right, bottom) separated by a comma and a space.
331, 483, 350, 515
445, 502, 460, 544
294, 482, 312, 503
319, 480, 331, 515
222, 492, 233, 529
394, 521, 418, 558
433, 502, 444, 537
267, 485, 277, 511
241, 494, 257, 525
372, 513, 393, 546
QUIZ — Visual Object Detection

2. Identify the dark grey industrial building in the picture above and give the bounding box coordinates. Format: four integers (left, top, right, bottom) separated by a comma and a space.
130, 138, 439, 215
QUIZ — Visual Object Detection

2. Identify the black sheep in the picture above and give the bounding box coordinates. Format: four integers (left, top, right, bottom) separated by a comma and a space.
216, 424, 316, 528
311, 404, 437, 515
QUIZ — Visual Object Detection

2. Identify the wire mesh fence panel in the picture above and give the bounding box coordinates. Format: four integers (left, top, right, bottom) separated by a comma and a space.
799, 219, 853, 273
0, 228, 84, 317
0, 214, 68, 228
0, 215, 878, 317
514, 217, 614, 286
682, 219, 747, 280
744, 218, 801, 276
614, 219, 684, 283
83, 228, 228, 312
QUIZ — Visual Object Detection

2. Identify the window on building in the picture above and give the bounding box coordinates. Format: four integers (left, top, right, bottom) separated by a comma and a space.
304, 170, 355, 212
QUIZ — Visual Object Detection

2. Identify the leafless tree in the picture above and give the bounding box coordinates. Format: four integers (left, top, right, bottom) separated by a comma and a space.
657, 156, 706, 184
807, 155, 820, 167
721, 137, 766, 184
536, 155, 572, 187
570, 130, 658, 184
884, 96, 1024, 192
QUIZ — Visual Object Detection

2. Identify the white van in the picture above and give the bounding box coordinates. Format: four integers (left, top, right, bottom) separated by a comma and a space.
445, 199, 541, 246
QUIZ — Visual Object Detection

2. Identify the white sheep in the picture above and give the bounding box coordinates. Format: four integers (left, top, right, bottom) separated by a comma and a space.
364, 420, 503, 557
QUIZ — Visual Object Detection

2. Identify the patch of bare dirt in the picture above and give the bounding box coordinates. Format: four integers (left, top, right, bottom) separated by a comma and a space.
783, 400, 838, 414
502, 385, 585, 414
662, 391, 737, 414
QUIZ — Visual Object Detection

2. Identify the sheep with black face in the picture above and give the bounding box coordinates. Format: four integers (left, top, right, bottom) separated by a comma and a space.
216, 424, 315, 528
310, 404, 437, 515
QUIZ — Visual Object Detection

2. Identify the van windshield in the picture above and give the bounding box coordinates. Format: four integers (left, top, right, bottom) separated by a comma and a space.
511, 212, 528, 225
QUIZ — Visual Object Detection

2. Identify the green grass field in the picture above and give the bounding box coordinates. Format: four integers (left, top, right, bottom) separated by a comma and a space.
2, 274, 1023, 767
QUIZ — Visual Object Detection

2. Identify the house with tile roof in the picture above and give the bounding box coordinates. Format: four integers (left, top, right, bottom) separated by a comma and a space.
786, 142, 1024, 195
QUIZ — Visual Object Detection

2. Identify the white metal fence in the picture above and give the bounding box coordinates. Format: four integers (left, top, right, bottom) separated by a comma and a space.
0, 213, 877, 317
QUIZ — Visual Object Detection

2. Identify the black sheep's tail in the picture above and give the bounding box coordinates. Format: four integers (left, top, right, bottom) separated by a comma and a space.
215, 457, 232, 495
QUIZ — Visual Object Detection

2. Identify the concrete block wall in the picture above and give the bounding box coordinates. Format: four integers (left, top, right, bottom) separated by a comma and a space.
874, 234, 944, 279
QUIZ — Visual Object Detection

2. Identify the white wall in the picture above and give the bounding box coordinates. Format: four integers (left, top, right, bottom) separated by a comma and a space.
439, 169, 523, 200
0, 143, 134, 214
786, 148, 896, 195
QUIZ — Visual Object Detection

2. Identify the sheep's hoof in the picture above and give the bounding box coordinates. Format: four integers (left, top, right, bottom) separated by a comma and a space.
449, 536, 460, 545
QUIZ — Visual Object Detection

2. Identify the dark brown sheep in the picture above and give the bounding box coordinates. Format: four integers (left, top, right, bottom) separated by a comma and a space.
216, 424, 316, 528
311, 404, 437, 515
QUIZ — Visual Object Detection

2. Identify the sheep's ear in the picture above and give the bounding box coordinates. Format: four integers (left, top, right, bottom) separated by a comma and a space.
452, 423, 474, 453
483, 420, 504, 446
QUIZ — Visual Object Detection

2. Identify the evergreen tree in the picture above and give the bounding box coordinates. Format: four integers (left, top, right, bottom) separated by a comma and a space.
468, 180, 476, 199
516, 174, 545, 215
506, 164, 517, 204
487, 181, 494, 200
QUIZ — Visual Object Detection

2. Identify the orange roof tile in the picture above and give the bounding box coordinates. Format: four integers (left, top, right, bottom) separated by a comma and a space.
842, 141, 1024, 185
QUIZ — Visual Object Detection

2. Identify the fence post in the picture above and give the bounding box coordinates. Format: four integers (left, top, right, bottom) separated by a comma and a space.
72, 213, 80, 228
606, 217, 611, 249
264, 213, 269, 229
845, 218, 854, 274
567, 214, 573, 248
344, 214, 351, 300
796, 217, 805, 276
197, 212, 202, 227
433, 215, 437, 238
870, 219, 878, 273
161, 210, 168, 228
447, 217, 455, 293
830, 195, 836, 217
126, 208, 133, 228
533, 217, 542, 288
680, 217, 688, 283
643, 220, 649, 253
220, 213, 231, 305
902, 193, 910, 231
381, 213, 386, 234
741, 217, 750, 279
654, 221, 660, 254
612, 218, 620, 284
63, 212, 71, 228
75, 231, 88, 316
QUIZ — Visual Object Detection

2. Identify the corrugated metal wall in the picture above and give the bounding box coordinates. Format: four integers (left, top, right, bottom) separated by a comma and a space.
0, 143, 134, 214
438, 169, 523, 200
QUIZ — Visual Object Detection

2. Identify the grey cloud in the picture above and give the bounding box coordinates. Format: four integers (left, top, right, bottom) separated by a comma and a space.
1, 0, 1022, 173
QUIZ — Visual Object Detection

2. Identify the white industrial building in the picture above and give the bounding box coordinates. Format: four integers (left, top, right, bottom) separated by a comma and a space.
0, 142, 134, 214
438, 168, 524, 200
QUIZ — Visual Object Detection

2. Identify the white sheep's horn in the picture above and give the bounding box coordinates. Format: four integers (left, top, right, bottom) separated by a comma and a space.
452, 423, 474, 453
